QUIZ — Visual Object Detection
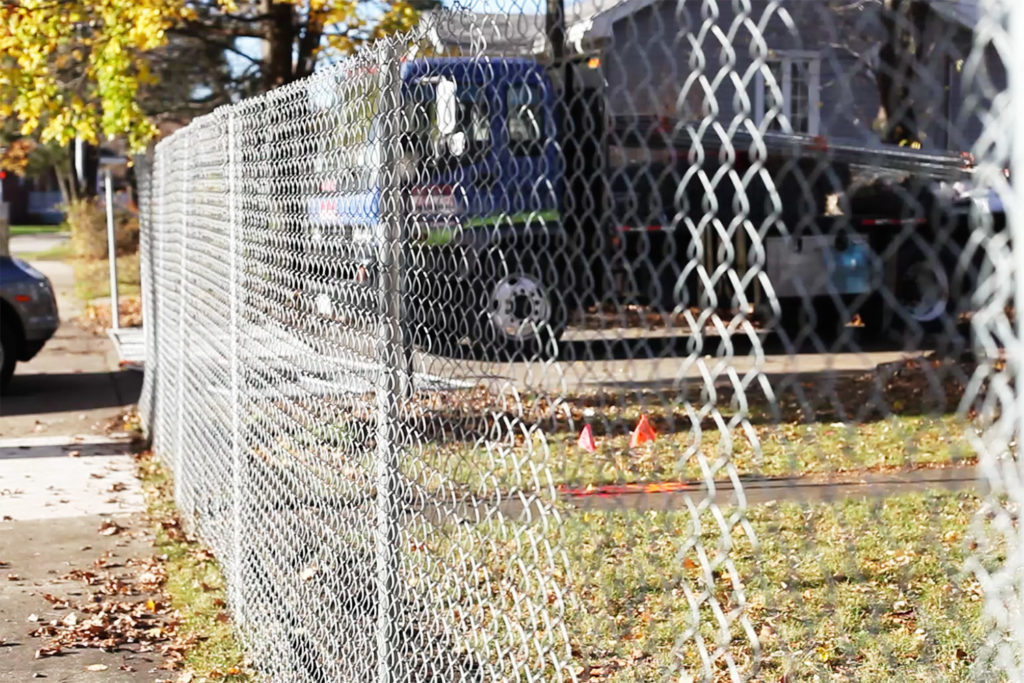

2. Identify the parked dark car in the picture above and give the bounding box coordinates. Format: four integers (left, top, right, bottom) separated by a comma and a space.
0, 255, 59, 389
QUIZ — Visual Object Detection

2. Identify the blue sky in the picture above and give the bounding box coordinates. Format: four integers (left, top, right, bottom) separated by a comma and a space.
222, 0, 567, 78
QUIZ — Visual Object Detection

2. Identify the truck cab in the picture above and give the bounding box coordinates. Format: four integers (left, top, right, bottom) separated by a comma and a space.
310, 57, 569, 357
309, 54, 982, 357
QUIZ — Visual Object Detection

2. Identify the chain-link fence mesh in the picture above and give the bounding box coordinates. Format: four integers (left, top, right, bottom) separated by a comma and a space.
137, 0, 1024, 679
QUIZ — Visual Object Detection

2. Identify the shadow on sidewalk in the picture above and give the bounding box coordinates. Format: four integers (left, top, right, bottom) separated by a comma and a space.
0, 370, 142, 416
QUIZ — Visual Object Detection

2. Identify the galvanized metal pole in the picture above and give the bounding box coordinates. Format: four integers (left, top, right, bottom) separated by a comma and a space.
176, 137, 190, 483
227, 109, 244, 620
105, 167, 120, 331
375, 41, 404, 683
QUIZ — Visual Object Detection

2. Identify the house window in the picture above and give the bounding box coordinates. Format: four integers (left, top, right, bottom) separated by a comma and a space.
754, 52, 821, 136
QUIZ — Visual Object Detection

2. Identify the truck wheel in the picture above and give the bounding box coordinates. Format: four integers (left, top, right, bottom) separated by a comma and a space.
894, 249, 950, 332
0, 325, 18, 391
859, 242, 952, 342
476, 253, 566, 359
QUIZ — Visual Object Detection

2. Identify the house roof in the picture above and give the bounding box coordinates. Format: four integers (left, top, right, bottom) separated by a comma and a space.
926, 0, 981, 29
423, 0, 985, 56
420, 11, 545, 55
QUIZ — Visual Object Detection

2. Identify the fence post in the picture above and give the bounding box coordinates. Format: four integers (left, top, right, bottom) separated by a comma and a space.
104, 166, 120, 331
1012, 0, 1024, 431
375, 41, 404, 683
227, 109, 244, 620
176, 135, 190, 487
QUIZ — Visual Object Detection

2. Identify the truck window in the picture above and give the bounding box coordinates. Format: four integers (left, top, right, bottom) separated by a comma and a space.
507, 82, 545, 157
407, 77, 490, 168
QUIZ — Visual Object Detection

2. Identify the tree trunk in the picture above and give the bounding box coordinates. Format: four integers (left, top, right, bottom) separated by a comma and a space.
262, 0, 296, 89
67, 140, 99, 200
876, 0, 929, 145
295, 10, 323, 81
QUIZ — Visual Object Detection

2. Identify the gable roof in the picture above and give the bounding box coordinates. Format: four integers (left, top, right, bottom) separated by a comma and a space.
423, 0, 986, 56
927, 0, 981, 29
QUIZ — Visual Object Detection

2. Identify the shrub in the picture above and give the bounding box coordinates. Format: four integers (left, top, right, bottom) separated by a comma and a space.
66, 198, 139, 259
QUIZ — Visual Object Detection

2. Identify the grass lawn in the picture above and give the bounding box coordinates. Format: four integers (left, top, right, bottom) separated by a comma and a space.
389, 355, 979, 493
563, 491, 986, 681
136, 448, 251, 680
420, 491, 987, 681
416, 412, 970, 493
74, 253, 140, 301
9, 224, 68, 236
13, 241, 74, 261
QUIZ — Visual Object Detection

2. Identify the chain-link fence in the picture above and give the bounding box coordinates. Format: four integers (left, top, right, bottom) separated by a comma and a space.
138, 0, 1023, 679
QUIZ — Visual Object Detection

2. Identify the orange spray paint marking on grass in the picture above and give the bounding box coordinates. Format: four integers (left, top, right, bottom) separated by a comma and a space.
558, 481, 693, 498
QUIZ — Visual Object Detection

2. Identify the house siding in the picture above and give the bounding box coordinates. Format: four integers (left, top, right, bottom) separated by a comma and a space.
599, 0, 1002, 153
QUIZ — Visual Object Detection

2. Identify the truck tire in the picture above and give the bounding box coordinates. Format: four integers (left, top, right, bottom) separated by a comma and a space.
859, 239, 954, 342
0, 324, 18, 391
474, 250, 567, 360
894, 246, 951, 332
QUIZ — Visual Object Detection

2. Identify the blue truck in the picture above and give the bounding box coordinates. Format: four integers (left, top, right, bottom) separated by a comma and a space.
307, 56, 984, 357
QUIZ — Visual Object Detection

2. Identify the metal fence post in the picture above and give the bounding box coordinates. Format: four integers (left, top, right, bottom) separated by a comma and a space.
375, 41, 404, 683
104, 166, 120, 331
176, 135, 191, 486
227, 109, 244, 618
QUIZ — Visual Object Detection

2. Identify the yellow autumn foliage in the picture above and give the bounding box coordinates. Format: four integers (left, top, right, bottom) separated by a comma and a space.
0, 0, 423, 151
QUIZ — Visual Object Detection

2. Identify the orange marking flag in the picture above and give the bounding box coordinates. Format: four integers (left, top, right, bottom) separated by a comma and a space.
577, 424, 597, 453
629, 415, 657, 448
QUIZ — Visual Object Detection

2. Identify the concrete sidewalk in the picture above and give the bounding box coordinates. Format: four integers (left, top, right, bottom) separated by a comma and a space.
0, 253, 142, 439
0, 246, 166, 680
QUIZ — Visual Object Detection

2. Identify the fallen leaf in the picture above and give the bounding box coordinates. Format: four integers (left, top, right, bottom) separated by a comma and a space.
27, 613, 39, 622
61, 612, 78, 627
68, 450, 81, 458
98, 521, 123, 536
146, 599, 156, 611
7, 574, 21, 581
85, 664, 108, 671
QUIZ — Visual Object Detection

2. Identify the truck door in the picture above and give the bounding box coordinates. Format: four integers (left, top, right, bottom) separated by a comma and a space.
498, 75, 559, 220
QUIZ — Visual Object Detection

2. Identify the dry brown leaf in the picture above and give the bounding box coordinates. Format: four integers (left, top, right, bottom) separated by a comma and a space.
98, 521, 123, 536
68, 450, 81, 458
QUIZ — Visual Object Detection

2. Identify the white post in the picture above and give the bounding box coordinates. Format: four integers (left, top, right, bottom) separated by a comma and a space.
227, 109, 244, 621
105, 167, 120, 331
375, 42, 404, 683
